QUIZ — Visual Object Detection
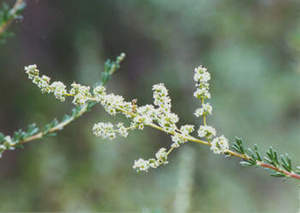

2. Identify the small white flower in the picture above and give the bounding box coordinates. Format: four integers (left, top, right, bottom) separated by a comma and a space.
148, 158, 160, 168
25, 64, 39, 79
73, 93, 88, 105
92, 122, 116, 140
155, 148, 168, 164
194, 66, 210, 83
70, 82, 91, 105
133, 158, 150, 172
180, 125, 194, 136
153, 83, 168, 96
171, 142, 180, 148
171, 133, 186, 145
93, 85, 106, 95
153, 83, 171, 110
131, 117, 145, 130
194, 65, 207, 73
211, 146, 222, 154
194, 107, 203, 117
117, 123, 128, 138
31, 75, 51, 93
93, 85, 106, 101
193, 88, 211, 99
0, 144, 6, 150
202, 103, 213, 114
197, 125, 216, 139
4, 136, 12, 143
166, 112, 179, 124
194, 103, 212, 117
156, 111, 179, 132
132, 105, 156, 127
210, 135, 229, 154
39, 75, 51, 91
50, 81, 67, 102
101, 94, 128, 115
0, 144, 6, 158
3, 136, 16, 150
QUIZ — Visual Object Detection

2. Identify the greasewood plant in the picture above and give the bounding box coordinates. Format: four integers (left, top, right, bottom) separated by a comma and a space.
3, 58, 300, 180
1, 0, 300, 182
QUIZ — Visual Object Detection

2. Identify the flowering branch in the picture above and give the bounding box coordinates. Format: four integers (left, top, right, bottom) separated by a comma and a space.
0, 53, 125, 158
0, 0, 26, 43
20, 56, 300, 181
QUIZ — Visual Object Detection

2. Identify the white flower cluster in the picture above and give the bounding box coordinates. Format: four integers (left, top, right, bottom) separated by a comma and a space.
193, 65, 229, 154
152, 84, 180, 133
133, 105, 156, 129
93, 85, 133, 116
132, 148, 168, 172
25, 65, 94, 104
193, 66, 211, 100
25, 64, 39, 79
94, 82, 189, 159
153, 83, 171, 110
210, 135, 229, 154
193, 66, 212, 117
25, 65, 67, 102
92, 122, 129, 140
0, 136, 17, 157
171, 125, 194, 148
194, 103, 212, 117
92, 83, 190, 171
51, 81, 67, 102
197, 125, 216, 139
93, 85, 106, 99
70, 83, 91, 105
25, 63, 231, 172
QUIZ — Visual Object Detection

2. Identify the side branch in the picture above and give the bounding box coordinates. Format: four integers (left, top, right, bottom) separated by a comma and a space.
21, 104, 88, 145
0, 54, 125, 158
0, 0, 25, 37
191, 139, 300, 180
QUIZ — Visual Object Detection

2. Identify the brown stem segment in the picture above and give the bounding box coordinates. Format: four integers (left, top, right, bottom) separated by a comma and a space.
258, 162, 300, 180
0, 0, 25, 36
224, 149, 300, 180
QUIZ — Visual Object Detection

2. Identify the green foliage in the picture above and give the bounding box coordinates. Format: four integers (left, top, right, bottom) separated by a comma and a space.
101, 53, 125, 85
232, 137, 298, 179
0, 1, 26, 44
232, 137, 245, 154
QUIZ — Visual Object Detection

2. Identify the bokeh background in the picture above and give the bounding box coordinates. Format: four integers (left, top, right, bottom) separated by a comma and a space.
1, 0, 300, 212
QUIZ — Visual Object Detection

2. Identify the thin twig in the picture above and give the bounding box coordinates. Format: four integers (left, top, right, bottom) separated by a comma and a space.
20, 104, 88, 145
0, 0, 25, 36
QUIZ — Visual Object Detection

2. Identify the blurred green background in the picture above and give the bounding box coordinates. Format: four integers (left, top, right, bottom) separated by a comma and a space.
1, 0, 300, 212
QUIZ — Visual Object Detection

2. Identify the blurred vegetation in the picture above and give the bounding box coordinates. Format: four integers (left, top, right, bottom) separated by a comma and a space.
0, 0, 300, 212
